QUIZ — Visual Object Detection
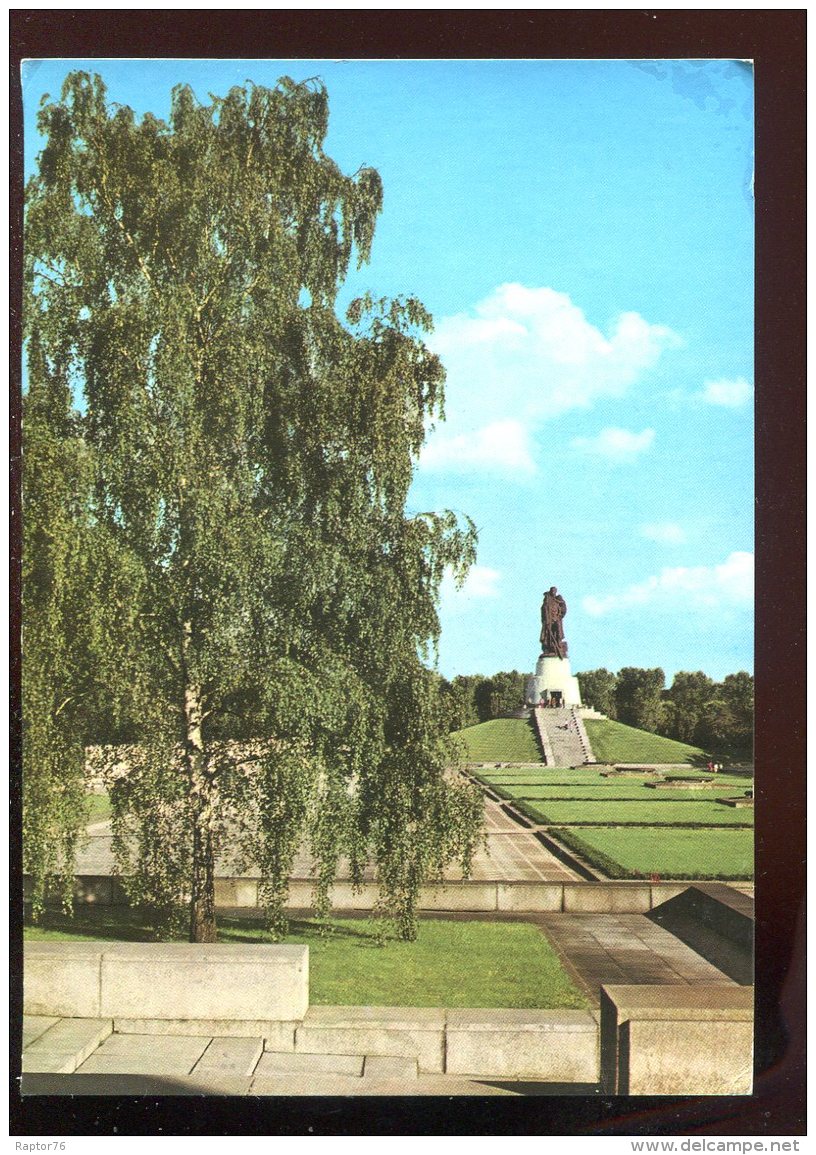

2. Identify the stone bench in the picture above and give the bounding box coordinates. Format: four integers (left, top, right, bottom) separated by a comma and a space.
24, 941, 309, 1022
600, 984, 753, 1095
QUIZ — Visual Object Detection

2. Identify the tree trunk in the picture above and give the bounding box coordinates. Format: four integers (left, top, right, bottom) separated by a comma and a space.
190, 797, 217, 943
184, 676, 218, 943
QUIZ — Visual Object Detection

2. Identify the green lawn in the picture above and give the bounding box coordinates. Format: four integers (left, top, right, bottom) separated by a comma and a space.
553, 826, 754, 880
472, 768, 613, 787
516, 799, 752, 827
453, 719, 543, 763
23, 909, 585, 1009
583, 719, 707, 764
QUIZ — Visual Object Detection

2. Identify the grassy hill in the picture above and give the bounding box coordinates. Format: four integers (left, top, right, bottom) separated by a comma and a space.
452, 715, 706, 766
451, 718, 543, 763
583, 718, 707, 764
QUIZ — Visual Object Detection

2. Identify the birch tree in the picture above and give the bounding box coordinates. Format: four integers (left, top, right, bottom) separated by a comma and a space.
24, 72, 482, 941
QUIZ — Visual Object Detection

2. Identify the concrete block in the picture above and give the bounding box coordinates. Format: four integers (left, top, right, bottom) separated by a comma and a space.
73, 876, 115, 905
99, 942, 309, 1021
650, 883, 693, 906
445, 1009, 599, 1081
364, 1055, 418, 1079
24, 943, 103, 1018
192, 1037, 264, 1077
625, 1019, 753, 1095
76, 1033, 212, 1076
319, 882, 379, 910
22, 1016, 60, 1048
417, 883, 497, 911
255, 1051, 364, 1077
496, 883, 564, 912
296, 1006, 446, 1074
285, 880, 314, 907
601, 985, 754, 1095
214, 878, 259, 907
114, 1018, 297, 1052
563, 884, 652, 913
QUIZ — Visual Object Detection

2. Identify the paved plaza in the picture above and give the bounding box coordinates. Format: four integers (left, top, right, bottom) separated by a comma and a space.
21, 1012, 598, 1096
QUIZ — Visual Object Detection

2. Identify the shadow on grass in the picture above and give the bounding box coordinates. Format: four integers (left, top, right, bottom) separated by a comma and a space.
25, 906, 400, 948
23, 905, 166, 942
218, 916, 389, 947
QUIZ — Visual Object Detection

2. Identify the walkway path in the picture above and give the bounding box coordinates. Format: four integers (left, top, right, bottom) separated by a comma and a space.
21, 1014, 597, 1096
532, 912, 738, 1003
77, 795, 580, 885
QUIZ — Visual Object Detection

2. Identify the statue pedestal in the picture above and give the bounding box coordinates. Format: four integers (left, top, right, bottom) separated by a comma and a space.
525, 656, 583, 707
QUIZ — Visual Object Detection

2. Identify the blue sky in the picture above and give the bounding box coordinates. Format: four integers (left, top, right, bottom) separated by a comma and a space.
22, 58, 754, 684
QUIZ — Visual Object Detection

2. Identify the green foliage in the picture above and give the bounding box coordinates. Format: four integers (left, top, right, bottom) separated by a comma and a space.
576, 666, 753, 757
697, 672, 754, 754
24, 71, 482, 942
576, 668, 617, 718
614, 667, 666, 731
474, 670, 526, 720
438, 670, 526, 731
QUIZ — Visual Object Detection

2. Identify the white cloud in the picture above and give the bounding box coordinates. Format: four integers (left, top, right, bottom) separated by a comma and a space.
699, 377, 753, 408
571, 426, 655, 463
640, 521, 687, 545
440, 565, 502, 612
420, 283, 679, 475
583, 551, 754, 617
420, 419, 535, 474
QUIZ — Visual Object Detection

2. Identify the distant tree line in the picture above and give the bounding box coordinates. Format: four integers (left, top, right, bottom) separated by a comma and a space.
576, 667, 753, 756
436, 665, 753, 757
437, 671, 528, 732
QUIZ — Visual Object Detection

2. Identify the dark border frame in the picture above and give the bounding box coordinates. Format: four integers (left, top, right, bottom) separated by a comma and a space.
9, 9, 806, 1137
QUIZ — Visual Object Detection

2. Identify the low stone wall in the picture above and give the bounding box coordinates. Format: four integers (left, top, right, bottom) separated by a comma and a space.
27, 874, 753, 914
444, 1008, 598, 1081
600, 984, 754, 1095
24, 941, 309, 1022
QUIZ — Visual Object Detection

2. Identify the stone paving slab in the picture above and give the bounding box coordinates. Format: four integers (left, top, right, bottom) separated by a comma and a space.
255, 1050, 364, 1077
22, 1016, 60, 1048
536, 912, 738, 1002
24, 1017, 112, 1062
22, 1052, 94, 1075
75, 1032, 211, 1076
192, 1036, 264, 1077
22, 1018, 113, 1074
114, 1018, 297, 1051
363, 1055, 418, 1079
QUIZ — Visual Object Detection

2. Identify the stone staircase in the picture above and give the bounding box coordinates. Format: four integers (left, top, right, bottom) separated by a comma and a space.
535, 707, 589, 767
